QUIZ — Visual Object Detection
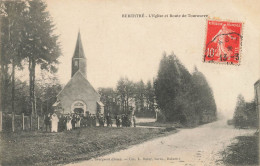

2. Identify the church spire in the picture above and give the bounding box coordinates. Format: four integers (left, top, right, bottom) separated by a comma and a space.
71, 31, 87, 77
73, 31, 85, 59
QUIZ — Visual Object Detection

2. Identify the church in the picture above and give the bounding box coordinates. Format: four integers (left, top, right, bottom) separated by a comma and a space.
53, 32, 104, 116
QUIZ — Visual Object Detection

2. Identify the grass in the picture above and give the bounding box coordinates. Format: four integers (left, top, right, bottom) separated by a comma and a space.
137, 121, 183, 128
221, 134, 259, 166
0, 127, 178, 166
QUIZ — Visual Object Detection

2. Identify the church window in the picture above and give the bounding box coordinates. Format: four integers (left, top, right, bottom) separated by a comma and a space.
74, 60, 78, 67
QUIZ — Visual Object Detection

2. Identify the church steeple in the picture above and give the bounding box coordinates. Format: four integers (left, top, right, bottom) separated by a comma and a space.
71, 31, 87, 77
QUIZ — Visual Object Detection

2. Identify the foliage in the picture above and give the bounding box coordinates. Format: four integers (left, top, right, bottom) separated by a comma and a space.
134, 80, 145, 113
22, 0, 61, 72
191, 67, 217, 124
35, 73, 62, 115
0, 1, 28, 113
21, 0, 61, 115
98, 77, 156, 117
116, 77, 135, 113
146, 80, 156, 112
221, 135, 259, 165
156, 111, 166, 122
0, 0, 61, 116
1, 1, 27, 67
233, 94, 258, 128
154, 52, 217, 125
1, 74, 30, 115
1, 72, 62, 115
98, 87, 119, 115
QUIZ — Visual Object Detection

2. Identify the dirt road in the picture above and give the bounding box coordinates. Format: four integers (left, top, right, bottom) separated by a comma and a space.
66, 120, 255, 166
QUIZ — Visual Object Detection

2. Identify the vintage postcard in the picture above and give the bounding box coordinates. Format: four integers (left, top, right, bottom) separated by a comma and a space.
0, 0, 259, 166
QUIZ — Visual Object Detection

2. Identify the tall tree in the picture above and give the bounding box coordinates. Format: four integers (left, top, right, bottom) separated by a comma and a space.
134, 80, 145, 112
233, 94, 246, 127
154, 52, 185, 122
192, 66, 217, 124
21, 0, 61, 116
146, 80, 155, 112
116, 77, 134, 113
98, 87, 118, 115
0, 1, 27, 113
35, 73, 62, 115
154, 52, 217, 125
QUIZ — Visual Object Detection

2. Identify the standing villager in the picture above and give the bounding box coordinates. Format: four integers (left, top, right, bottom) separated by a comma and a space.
81, 116, 87, 127
106, 114, 110, 127
66, 115, 72, 131
92, 115, 96, 126
50, 113, 59, 132
121, 114, 125, 127
126, 114, 131, 127
62, 115, 67, 130
71, 114, 76, 129
98, 114, 104, 127
109, 115, 113, 127
116, 115, 121, 127
58, 115, 66, 132
44, 113, 51, 132
75, 115, 81, 128
87, 114, 91, 127
133, 115, 136, 127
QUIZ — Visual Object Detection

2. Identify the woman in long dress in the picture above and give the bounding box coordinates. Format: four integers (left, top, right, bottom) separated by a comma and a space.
51, 113, 59, 132
66, 115, 72, 131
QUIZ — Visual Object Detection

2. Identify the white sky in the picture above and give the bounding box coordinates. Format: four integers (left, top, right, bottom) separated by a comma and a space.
20, 0, 259, 118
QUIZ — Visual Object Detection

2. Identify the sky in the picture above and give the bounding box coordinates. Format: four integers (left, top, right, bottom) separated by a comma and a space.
22, 0, 259, 118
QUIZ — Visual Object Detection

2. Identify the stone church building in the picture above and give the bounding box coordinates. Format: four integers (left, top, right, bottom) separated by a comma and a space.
53, 32, 104, 115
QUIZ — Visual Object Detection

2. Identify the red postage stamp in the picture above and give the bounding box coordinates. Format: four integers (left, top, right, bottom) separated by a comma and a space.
204, 20, 243, 65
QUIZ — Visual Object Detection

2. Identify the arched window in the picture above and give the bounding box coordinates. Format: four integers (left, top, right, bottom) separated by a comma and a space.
74, 60, 79, 67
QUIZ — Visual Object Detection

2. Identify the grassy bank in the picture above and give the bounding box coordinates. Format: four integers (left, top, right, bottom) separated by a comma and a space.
0, 127, 177, 166
137, 121, 180, 128
221, 134, 259, 166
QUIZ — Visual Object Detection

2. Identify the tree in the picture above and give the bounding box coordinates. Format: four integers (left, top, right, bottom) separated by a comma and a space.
21, 0, 61, 116
233, 94, 246, 128
192, 66, 217, 124
0, 1, 28, 113
154, 52, 187, 122
146, 80, 155, 111
134, 80, 156, 117
154, 52, 217, 125
98, 87, 119, 115
116, 77, 134, 113
232, 95, 258, 128
134, 80, 145, 113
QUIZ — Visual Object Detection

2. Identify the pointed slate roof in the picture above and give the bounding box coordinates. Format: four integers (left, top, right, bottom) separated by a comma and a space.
73, 31, 86, 59
57, 70, 100, 98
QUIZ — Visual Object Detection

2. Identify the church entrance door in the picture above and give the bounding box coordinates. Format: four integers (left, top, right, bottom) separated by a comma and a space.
73, 108, 84, 115
71, 101, 86, 116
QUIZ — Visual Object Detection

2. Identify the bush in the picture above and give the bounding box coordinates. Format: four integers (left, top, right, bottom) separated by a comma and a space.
156, 111, 166, 122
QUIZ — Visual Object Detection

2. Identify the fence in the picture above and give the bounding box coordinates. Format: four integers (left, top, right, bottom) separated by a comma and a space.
0, 111, 45, 132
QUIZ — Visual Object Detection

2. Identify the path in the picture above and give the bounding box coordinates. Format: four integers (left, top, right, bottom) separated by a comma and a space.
66, 119, 255, 166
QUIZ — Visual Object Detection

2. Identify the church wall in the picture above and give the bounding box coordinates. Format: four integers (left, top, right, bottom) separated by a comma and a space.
57, 72, 100, 115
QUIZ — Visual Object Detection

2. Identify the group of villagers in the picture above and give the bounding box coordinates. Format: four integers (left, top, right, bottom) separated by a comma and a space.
44, 112, 136, 132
